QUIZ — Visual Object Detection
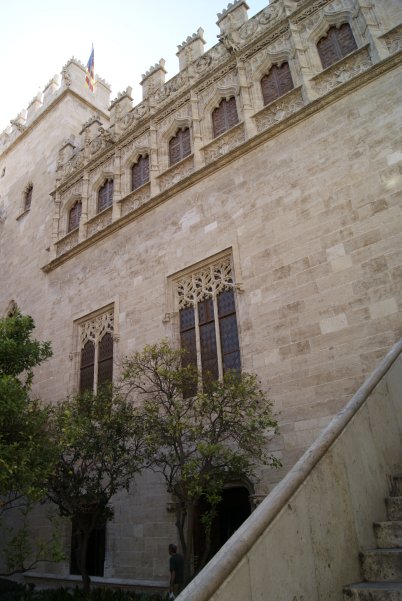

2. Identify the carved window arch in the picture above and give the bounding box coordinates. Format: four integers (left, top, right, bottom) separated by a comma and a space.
261, 63, 294, 106
97, 178, 114, 213
176, 256, 240, 384
212, 97, 239, 138
169, 128, 191, 166
317, 23, 357, 69
68, 200, 82, 232
132, 154, 150, 190
24, 184, 33, 211
79, 309, 114, 393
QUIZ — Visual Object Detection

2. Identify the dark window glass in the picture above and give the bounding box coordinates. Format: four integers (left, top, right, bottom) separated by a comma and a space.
218, 290, 240, 373
261, 63, 294, 106
212, 97, 239, 138
24, 185, 33, 211
198, 298, 219, 382
70, 517, 105, 577
317, 23, 357, 70
97, 179, 114, 213
80, 340, 95, 392
68, 201, 82, 232
97, 332, 113, 387
132, 155, 150, 190
169, 128, 191, 166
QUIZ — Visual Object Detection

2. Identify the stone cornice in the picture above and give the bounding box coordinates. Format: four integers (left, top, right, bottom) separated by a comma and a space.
42, 49, 402, 274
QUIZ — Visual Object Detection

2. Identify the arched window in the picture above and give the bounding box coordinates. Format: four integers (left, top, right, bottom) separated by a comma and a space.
24, 185, 33, 211
169, 128, 191, 166
132, 155, 150, 191
212, 97, 239, 138
261, 63, 294, 106
317, 23, 357, 70
97, 178, 114, 213
68, 200, 82, 232
79, 309, 114, 393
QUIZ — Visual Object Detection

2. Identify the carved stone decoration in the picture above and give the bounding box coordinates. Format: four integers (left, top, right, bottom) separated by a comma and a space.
254, 87, 304, 133
203, 123, 245, 164
56, 229, 79, 257
86, 207, 113, 237
197, 71, 238, 112
312, 46, 372, 96
61, 67, 72, 87
194, 44, 228, 75
88, 156, 114, 184
80, 309, 114, 348
218, 31, 241, 54
61, 150, 85, 180
121, 101, 150, 132
239, 1, 284, 43
120, 183, 151, 217
158, 156, 194, 193
154, 71, 189, 105
383, 24, 402, 54
121, 132, 150, 161
177, 256, 234, 308
158, 105, 191, 135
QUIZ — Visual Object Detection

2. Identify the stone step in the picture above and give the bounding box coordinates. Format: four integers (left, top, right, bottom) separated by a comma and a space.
361, 549, 402, 582
343, 582, 402, 601
374, 522, 402, 548
387, 498, 402, 522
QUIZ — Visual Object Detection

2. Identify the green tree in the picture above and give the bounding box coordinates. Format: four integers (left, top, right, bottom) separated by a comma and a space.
46, 386, 147, 594
121, 341, 280, 582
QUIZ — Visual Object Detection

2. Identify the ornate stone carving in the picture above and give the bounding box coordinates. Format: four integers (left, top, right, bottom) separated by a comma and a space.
61, 67, 72, 87
203, 123, 245, 164
177, 256, 234, 308
56, 229, 79, 257
154, 71, 189, 105
120, 183, 151, 217
158, 155, 194, 192
254, 87, 304, 133
80, 309, 114, 348
121, 131, 150, 161
194, 44, 228, 75
312, 46, 372, 96
121, 101, 149, 131
383, 24, 402, 54
239, 1, 285, 42
250, 32, 293, 72
197, 71, 238, 112
158, 105, 191, 135
86, 207, 113, 237
59, 179, 83, 207
89, 156, 114, 183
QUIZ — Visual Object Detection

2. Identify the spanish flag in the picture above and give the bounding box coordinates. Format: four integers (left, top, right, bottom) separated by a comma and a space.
85, 45, 95, 92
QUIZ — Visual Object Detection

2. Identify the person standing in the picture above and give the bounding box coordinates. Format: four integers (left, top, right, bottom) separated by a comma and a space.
168, 543, 184, 597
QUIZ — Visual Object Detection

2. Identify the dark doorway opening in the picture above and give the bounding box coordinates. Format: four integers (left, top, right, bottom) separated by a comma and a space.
193, 486, 251, 572
70, 519, 106, 577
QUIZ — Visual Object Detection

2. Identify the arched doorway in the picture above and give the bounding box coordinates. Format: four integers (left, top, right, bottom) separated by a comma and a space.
193, 485, 252, 572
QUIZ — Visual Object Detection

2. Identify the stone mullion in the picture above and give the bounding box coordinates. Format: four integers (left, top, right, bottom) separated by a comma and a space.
149, 121, 160, 196
190, 89, 204, 169
236, 57, 257, 138
112, 148, 122, 221
79, 171, 89, 242
213, 294, 224, 381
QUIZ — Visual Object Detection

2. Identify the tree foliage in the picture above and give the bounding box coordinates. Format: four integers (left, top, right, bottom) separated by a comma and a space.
121, 341, 280, 580
46, 386, 147, 593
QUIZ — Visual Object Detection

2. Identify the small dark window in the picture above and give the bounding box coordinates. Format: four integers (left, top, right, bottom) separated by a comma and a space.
132, 155, 150, 190
317, 23, 357, 70
261, 63, 294, 106
24, 185, 33, 211
97, 179, 114, 213
212, 97, 239, 138
97, 332, 113, 388
68, 200, 82, 232
169, 128, 191, 166
80, 340, 95, 392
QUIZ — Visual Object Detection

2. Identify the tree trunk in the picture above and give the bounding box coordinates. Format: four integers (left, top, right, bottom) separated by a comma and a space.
183, 503, 195, 583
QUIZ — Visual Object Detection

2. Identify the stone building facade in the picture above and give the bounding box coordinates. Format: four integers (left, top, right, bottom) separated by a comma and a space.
1, 0, 402, 589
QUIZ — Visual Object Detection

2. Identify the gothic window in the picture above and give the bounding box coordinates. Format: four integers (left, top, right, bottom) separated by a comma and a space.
212, 97, 239, 138
24, 184, 33, 211
317, 23, 357, 70
68, 200, 82, 232
132, 155, 149, 190
177, 257, 240, 384
97, 178, 114, 213
261, 63, 294, 106
79, 309, 114, 393
169, 128, 191, 166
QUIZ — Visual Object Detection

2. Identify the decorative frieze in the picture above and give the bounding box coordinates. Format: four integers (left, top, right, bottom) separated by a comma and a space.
253, 86, 304, 133
121, 132, 150, 161
158, 155, 194, 192
56, 229, 79, 257
203, 122, 245, 164
311, 46, 372, 96
120, 183, 151, 217
86, 207, 113, 237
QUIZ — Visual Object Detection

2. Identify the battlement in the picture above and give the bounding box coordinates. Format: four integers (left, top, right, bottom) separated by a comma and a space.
0, 57, 111, 155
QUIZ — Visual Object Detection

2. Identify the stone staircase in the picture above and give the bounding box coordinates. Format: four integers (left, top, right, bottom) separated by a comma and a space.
344, 475, 402, 600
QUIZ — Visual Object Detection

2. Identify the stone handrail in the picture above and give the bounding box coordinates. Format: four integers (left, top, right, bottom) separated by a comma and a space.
178, 336, 402, 601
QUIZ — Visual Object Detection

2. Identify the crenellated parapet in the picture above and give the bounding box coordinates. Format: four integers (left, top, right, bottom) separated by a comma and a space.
0, 57, 111, 156
39, 0, 402, 270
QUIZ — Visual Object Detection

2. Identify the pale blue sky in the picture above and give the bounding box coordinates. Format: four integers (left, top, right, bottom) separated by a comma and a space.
0, 0, 269, 132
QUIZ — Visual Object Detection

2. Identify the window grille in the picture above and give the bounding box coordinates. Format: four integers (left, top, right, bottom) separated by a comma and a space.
212, 97, 239, 138
261, 63, 294, 106
169, 128, 191, 166
79, 309, 114, 393
317, 23, 357, 70
177, 257, 240, 384
132, 155, 150, 190
97, 179, 114, 213
68, 200, 82, 232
